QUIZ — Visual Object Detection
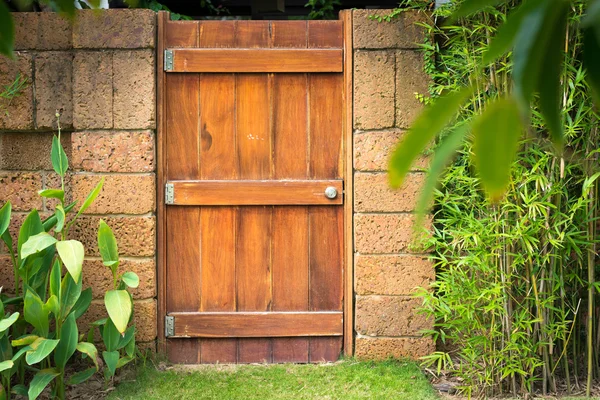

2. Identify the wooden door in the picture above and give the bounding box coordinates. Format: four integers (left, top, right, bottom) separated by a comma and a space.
157, 15, 350, 364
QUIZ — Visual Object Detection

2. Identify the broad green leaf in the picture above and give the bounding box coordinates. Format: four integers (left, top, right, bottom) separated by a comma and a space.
75, 178, 104, 219
60, 273, 82, 319
97, 219, 119, 274
67, 367, 97, 385
0, 1, 14, 57
28, 368, 59, 400
23, 290, 49, 337
482, 0, 544, 64
116, 356, 134, 369
54, 313, 78, 369
20, 232, 57, 260
583, 26, 600, 104
56, 240, 84, 283
105, 290, 131, 334
11, 384, 27, 396
103, 350, 119, 377
389, 86, 473, 188
76, 342, 100, 370
44, 295, 59, 317
71, 288, 92, 320
11, 335, 38, 347
53, 0, 77, 16
537, 1, 568, 148
11, 345, 32, 362
50, 259, 61, 302
25, 338, 59, 365
1, 231, 12, 257
38, 189, 64, 204
117, 325, 136, 350
0, 361, 12, 373
472, 98, 523, 202
55, 205, 65, 233
450, 0, 509, 20
121, 272, 139, 289
17, 210, 43, 262
51, 135, 68, 177
43, 201, 77, 232
102, 317, 121, 352
0, 202, 11, 237
125, 331, 135, 357
0, 313, 19, 334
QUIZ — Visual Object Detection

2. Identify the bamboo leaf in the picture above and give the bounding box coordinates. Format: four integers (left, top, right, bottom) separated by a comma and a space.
450, 0, 509, 20
472, 97, 523, 201
389, 86, 473, 188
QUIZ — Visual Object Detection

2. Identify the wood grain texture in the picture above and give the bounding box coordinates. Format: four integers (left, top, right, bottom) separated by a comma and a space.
167, 180, 342, 205
170, 312, 343, 338
166, 20, 198, 48
169, 49, 343, 73
308, 21, 343, 48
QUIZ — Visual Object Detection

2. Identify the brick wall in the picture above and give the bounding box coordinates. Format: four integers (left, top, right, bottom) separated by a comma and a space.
351, 10, 435, 360
0, 10, 157, 346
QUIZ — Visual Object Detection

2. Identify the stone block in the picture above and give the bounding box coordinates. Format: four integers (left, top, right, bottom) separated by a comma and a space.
71, 174, 155, 215
354, 130, 429, 172
73, 51, 112, 129
0, 53, 33, 130
73, 9, 156, 49
353, 50, 395, 130
355, 254, 433, 296
0, 172, 43, 211
13, 12, 72, 50
34, 51, 73, 129
113, 50, 156, 129
0, 132, 71, 171
353, 10, 428, 50
69, 215, 155, 257
396, 50, 430, 129
355, 336, 434, 360
354, 172, 425, 212
83, 258, 156, 300
354, 213, 431, 254
355, 295, 432, 336
71, 130, 154, 172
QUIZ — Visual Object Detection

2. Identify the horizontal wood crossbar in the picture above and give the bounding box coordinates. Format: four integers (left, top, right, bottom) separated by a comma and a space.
167, 180, 343, 205
168, 311, 343, 338
167, 49, 343, 73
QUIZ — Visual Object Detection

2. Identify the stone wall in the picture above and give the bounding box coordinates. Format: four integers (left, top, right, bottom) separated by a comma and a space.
351, 10, 435, 360
0, 10, 157, 346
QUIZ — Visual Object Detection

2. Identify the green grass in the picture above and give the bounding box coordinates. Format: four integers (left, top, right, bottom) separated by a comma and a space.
108, 359, 439, 400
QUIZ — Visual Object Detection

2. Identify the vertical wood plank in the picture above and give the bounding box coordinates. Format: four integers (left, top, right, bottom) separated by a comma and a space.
271, 21, 310, 363
164, 19, 201, 363
235, 20, 273, 363
199, 21, 236, 48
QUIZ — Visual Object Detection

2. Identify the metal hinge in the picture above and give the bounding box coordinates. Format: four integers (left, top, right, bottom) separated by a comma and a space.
165, 183, 174, 205
164, 49, 173, 71
165, 315, 174, 337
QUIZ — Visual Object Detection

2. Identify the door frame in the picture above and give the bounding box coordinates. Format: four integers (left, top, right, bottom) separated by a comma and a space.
155, 10, 354, 358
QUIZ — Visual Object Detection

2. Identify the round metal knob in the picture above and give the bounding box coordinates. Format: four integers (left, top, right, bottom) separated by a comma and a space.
324, 186, 338, 199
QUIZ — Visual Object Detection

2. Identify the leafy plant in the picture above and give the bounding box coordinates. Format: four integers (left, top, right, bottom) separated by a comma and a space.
305, 0, 341, 19
0, 113, 139, 399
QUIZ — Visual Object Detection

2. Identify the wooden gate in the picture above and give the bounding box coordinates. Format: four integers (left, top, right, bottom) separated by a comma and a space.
157, 12, 353, 364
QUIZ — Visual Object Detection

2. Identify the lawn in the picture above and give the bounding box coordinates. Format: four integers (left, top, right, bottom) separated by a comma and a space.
107, 359, 440, 400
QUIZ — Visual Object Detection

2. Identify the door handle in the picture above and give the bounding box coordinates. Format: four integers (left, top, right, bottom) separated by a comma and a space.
324, 186, 338, 199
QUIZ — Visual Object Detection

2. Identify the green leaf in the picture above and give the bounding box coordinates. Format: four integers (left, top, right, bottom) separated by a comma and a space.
0, 202, 11, 237
450, 0, 509, 19
75, 178, 104, 219
23, 290, 49, 337
55, 205, 65, 233
11, 335, 38, 347
389, 86, 473, 188
11, 345, 32, 362
583, 26, 600, 105
0, 313, 19, 334
104, 290, 131, 334
53, 0, 77, 16
102, 317, 121, 352
56, 240, 84, 283
1, 231, 12, 257
537, 2, 567, 149
44, 295, 59, 317
43, 201, 77, 232
28, 368, 59, 400
472, 98, 523, 202
71, 288, 92, 320
25, 338, 59, 365
117, 325, 136, 350
121, 272, 139, 289
76, 342, 99, 370
582, 0, 600, 28
20, 232, 57, 260
54, 313, 78, 369
97, 219, 119, 274
60, 273, 82, 319
17, 210, 43, 262
67, 367, 97, 385
51, 135, 69, 177
50, 259, 61, 302
0, 361, 13, 373
116, 356, 134, 369
102, 350, 119, 377
11, 384, 27, 396
0, 1, 14, 57
38, 189, 65, 204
